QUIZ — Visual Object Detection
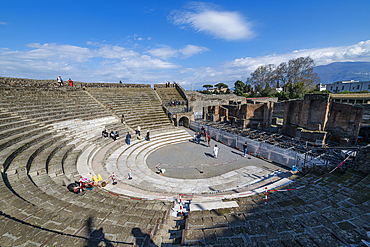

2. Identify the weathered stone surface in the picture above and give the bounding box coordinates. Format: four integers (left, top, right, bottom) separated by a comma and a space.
356, 144, 370, 173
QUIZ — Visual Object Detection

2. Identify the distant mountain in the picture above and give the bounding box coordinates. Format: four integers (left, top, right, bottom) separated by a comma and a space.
314, 62, 370, 84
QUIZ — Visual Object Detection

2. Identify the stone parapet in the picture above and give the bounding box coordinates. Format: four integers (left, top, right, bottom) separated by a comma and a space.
0, 76, 150, 88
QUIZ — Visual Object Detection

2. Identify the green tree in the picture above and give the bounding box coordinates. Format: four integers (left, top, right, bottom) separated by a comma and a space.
281, 57, 319, 94
260, 83, 274, 97
244, 84, 252, 93
246, 56, 320, 99
203, 84, 213, 90
274, 91, 289, 101
234, 80, 245, 96
214, 89, 220, 95
225, 88, 231, 94
246, 64, 276, 93
214, 83, 228, 94
287, 81, 306, 99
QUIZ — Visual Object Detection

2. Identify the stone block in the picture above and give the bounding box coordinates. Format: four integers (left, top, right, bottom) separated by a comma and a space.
185, 229, 204, 241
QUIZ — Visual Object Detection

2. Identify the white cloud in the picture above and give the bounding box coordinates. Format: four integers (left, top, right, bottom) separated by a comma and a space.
0, 22, 7, 25
86, 41, 100, 46
146, 46, 178, 60
147, 44, 210, 59
179, 45, 210, 58
170, 2, 254, 41
94, 45, 139, 60
26, 43, 92, 63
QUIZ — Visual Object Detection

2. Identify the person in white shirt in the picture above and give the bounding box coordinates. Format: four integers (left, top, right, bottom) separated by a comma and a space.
213, 145, 219, 159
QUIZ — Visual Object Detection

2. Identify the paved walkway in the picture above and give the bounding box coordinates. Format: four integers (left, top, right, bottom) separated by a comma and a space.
147, 129, 287, 179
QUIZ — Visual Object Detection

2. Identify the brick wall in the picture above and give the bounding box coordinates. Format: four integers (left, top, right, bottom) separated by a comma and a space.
283, 94, 363, 145
327, 103, 363, 144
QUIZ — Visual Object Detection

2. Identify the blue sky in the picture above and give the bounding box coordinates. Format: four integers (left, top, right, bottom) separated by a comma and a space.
1, 0, 370, 90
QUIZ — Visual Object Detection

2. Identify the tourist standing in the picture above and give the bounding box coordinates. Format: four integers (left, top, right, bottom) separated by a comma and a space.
207, 134, 211, 147
197, 132, 201, 144
243, 141, 248, 157
145, 130, 150, 141
126, 132, 131, 145
57, 76, 63, 87
136, 125, 141, 136
213, 145, 219, 159
68, 78, 73, 87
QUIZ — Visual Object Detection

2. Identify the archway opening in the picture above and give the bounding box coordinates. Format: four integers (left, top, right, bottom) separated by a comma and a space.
178, 116, 190, 128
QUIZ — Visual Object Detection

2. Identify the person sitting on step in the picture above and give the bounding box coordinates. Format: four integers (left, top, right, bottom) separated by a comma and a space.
102, 129, 108, 138
63, 174, 82, 194
110, 131, 117, 141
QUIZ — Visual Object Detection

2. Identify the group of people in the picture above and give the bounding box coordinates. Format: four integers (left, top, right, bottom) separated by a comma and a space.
194, 131, 211, 146
125, 130, 150, 145
169, 99, 184, 106
102, 130, 119, 141
102, 127, 150, 146
64, 175, 93, 194
194, 126, 211, 146
193, 126, 219, 158
194, 126, 251, 160
135, 125, 150, 141
165, 81, 173, 88
57, 76, 73, 87
65, 174, 109, 194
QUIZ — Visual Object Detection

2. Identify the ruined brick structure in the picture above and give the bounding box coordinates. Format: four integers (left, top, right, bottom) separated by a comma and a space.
206, 102, 274, 129
283, 94, 363, 145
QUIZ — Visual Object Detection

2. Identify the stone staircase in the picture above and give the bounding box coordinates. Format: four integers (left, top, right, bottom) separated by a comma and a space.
87, 87, 173, 131
155, 86, 186, 103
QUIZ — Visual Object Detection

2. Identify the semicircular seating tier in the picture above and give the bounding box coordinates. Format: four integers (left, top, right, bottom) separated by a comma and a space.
0, 83, 369, 246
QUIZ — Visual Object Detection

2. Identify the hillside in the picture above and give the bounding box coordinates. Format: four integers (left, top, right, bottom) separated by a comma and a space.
314, 62, 370, 84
